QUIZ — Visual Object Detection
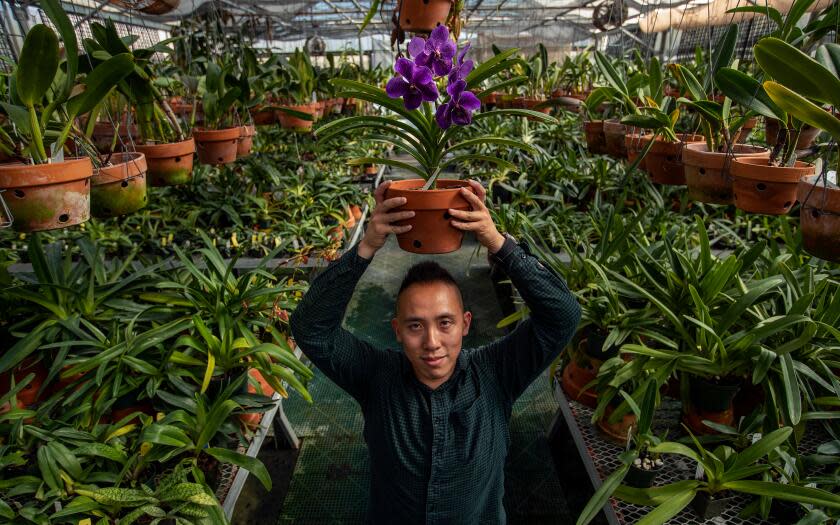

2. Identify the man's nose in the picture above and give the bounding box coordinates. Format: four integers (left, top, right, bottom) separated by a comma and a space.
423, 328, 441, 350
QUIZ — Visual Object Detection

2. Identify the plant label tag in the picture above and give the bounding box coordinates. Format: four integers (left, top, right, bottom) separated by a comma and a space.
50, 143, 64, 163
828, 170, 837, 185
750, 432, 762, 444
694, 462, 705, 480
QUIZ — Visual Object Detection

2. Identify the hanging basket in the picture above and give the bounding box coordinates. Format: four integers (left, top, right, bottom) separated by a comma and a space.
237, 125, 256, 158
642, 134, 704, 185
603, 119, 628, 158
0, 158, 92, 232
135, 138, 195, 187
0, 190, 12, 229
91, 152, 148, 218
798, 174, 840, 263
108, 0, 179, 15
731, 157, 815, 215
683, 143, 769, 205
194, 128, 240, 166
583, 120, 607, 155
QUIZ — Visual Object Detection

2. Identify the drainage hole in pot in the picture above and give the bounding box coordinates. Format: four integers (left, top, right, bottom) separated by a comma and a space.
413, 240, 422, 248
143, 194, 147, 202
699, 168, 706, 175
58, 214, 69, 223
443, 211, 451, 220
121, 180, 129, 188
756, 183, 767, 191
666, 156, 674, 161
13, 190, 24, 198
405, 17, 411, 24
175, 156, 181, 163
812, 208, 821, 219
218, 157, 224, 162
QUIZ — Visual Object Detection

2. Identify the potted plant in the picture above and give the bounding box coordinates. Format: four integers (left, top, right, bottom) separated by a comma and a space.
90, 152, 148, 218
756, 38, 840, 262
0, 0, 134, 232
362, 0, 460, 34
318, 26, 552, 253
83, 20, 196, 187
193, 61, 242, 165
277, 49, 317, 133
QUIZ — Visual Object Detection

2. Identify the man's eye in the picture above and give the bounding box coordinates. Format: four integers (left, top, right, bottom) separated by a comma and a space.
409, 323, 422, 330
440, 320, 452, 328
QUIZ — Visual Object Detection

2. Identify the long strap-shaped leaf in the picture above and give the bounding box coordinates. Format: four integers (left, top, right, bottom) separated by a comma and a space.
332, 79, 434, 142
347, 156, 427, 179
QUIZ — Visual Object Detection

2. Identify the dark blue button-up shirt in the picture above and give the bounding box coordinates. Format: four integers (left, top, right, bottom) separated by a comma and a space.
290, 238, 581, 524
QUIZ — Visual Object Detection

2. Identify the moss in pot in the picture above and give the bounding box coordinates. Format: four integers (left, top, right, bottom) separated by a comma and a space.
318, 26, 555, 254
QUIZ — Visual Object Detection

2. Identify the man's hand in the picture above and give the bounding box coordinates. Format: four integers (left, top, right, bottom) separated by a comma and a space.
448, 179, 506, 254
358, 180, 416, 260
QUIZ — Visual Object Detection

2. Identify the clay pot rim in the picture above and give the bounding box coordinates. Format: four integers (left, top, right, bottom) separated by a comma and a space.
683, 143, 769, 166
135, 137, 196, 157
0, 157, 93, 188
730, 157, 815, 183
194, 127, 241, 140
239, 125, 257, 138
798, 174, 840, 209
386, 178, 470, 193
93, 152, 147, 186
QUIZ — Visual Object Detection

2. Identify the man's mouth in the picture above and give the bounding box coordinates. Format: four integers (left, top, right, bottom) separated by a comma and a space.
421, 355, 446, 367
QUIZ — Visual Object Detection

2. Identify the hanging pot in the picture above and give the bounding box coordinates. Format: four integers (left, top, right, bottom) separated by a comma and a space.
683, 143, 769, 205
731, 157, 814, 215
135, 138, 196, 187
385, 179, 471, 254
278, 104, 317, 132
561, 359, 599, 408
583, 120, 607, 155
91, 152, 148, 218
0, 157, 92, 232
603, 119, 628, 158
798, 174, 840, 263
237, 125, 256, 158
765, 118, 821, 150
398, 0, 453, 33
194, 127, 240, 166
640, 134, 705, 185
252, 105, 277, 126
91, 121, 137, 154
735, 117, 757, 143
624, 132, 648, 169
108, 0, 180, 15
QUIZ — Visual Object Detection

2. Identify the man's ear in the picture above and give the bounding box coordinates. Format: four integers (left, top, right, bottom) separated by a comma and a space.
391, 318, 402, 343
462, 311, 472, 337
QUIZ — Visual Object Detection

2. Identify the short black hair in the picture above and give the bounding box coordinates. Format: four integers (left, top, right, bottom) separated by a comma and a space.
396, 261, 463, 310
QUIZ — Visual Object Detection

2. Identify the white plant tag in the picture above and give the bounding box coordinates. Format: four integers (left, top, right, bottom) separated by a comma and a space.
828, 170, 837, 185
694, 462, 705, 480
751, 432, 762, 445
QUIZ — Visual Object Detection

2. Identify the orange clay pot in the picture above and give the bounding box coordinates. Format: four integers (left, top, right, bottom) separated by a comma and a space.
194, 127, 240, 165
385, 178, 472, 254
642, 134, 704, 185
90, 152, 148, 218
597, 404, 637, 445
135, 138, 196, 186
682, 404, 735, 436
584, 121, 607, 155
604, 120, 628, 158
798, 174, 840, 263
561, 359, 599, 408
683, 143, 769, 205
398, 0, 453, 32
278, 104, 317, 132
731, 157, 815, 215
237, 125, 256, 158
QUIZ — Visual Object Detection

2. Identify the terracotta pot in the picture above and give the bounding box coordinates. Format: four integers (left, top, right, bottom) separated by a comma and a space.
481, 92, 498, 107
597, 404, 637, 445
91, 152, 148, 218
365, 164, 378, 176
583, 120, 607, 155
350, 204, 363, 221
691, 376, 741, 412
603, 119, 628, 158
0, 357, 47, 408
398, 0, 452, 32
385, 178, 471, 254
252, 106, 276, 126
194, 127, 240, 165
798, 174, 840, 263
0, 157, 92, 232
766, 118, 822, 150
278, 104, 317, 132
135, 138, 195, 187
553, 96, 584, 113
624, 132, 648, 170
683, 143, 769, 205
731, 157, 815, 215
561, 360, 599, 408
733, 381, 765, 419
520, 97, 551, 119
91, 121, 137, 154
735, 117, 757, 143
683, 404, 735, 435
641, 134, 704, 185
237, 125, 256, 158
108, 0, 179, 15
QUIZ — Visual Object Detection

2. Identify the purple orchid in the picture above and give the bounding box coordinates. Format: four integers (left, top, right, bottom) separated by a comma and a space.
448, 42, 474, 83
385, 57, 439, 110
435, 79, 481, 129
411, 25, 456, 77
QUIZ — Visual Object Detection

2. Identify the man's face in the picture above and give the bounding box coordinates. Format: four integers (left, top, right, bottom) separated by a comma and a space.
391, 281, 472, 389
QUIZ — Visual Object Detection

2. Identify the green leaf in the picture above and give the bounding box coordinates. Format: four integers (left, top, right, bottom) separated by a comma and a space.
729, 427, 792, 473
358, 0, 381, 32
40, 0, 78, 101
576, 463, 630, 525
205, 447, 272, 491
67, 53, 135, 118
707, 24, 738, 92
755, 37, 840, 108
473, 108, 557, 124
722, 480, 840, 509
16, 25, 59, 107
764, 81, 840, 141
637, 489, 696, 525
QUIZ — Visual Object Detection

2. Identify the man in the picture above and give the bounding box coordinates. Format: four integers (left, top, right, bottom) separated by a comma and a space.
290, 179, 581, 524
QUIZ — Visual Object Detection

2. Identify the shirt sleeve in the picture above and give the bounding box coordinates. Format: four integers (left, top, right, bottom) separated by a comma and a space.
479, 236, 581, 402
289, 245, 381, 404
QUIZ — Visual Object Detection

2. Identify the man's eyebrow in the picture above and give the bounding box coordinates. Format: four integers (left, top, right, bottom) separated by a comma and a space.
402, 313, 456, 323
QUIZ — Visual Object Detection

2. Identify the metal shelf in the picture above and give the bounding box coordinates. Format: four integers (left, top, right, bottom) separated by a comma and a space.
550, 376, 827, 525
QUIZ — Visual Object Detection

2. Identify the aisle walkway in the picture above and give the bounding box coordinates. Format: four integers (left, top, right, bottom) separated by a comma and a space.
276, 232, 573, 524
